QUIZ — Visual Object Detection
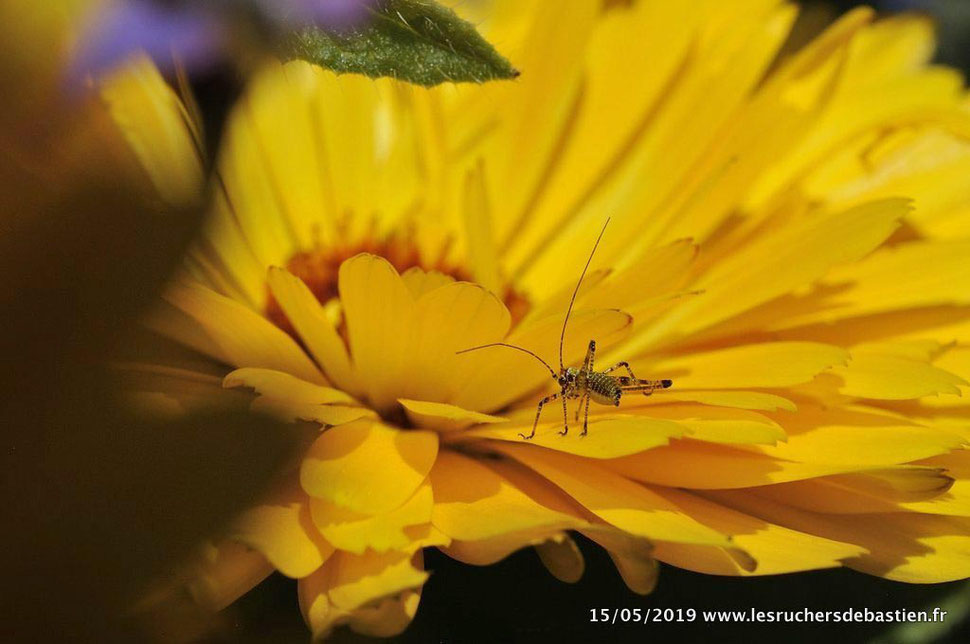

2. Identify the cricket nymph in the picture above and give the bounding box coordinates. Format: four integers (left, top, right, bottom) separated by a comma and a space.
520, 337, 672, 439
457, 218, 673, 440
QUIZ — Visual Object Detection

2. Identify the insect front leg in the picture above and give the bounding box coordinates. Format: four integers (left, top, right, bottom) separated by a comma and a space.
559, 394, 570, 436
520, 392, 559, 440
574, 391, 589, 422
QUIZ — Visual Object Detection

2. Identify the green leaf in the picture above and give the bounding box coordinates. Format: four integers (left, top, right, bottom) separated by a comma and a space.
282, 0, 519, 87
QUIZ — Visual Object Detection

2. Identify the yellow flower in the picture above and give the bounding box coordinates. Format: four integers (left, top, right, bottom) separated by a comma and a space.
106, 1, 970, 639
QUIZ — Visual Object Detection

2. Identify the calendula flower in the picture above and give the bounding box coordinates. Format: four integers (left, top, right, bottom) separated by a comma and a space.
105, 0, 970, 639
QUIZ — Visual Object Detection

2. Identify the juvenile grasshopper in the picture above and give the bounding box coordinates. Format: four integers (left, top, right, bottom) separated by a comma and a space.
458, 219, 672, 439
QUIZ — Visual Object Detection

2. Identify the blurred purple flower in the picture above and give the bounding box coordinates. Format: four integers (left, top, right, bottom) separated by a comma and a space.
71, 0, 376, 83
72, 1, 225, 81
273, 0, 376, 31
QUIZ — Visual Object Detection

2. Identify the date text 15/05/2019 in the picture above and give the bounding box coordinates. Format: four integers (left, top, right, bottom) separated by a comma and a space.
590, 608, 696, 624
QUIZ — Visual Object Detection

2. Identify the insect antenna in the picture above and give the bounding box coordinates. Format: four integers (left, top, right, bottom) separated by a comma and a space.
558, 218, 611, 371
456, 343, 558, 379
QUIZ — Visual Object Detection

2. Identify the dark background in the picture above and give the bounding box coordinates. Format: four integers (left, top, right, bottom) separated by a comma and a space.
836, 0, 970, 73
199, 1, 970, 642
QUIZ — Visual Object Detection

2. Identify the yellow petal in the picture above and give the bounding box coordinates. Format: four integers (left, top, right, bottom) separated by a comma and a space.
249, 397, 374, 426
398, 398, 507, 432
491, 0, 598, 249
145, 298, 230, 363
506, 1, 696, 284
461, 162, 502, 295
464, 415, 685, 459
298, 566, 343, 640
328, 550, 429, 612
163, 282, 324, 384
772, 241, 970, 329
604, 440, 899, 489
810, 129, 970, 240
769, 6, 873, 88
710, 491, 970, 583
263, 65, 422, 237
653, 488, 866, 576
301, 420, 438, 514
584, 240, 697, 313
309, 483, 434, 554
486, 457, 593, 516
514, 0, 796, 290
751, 468, 969, 516
224, 368, 355, 404
637, 199, 905, 344
100, 56, 203, 206
235, 63, 333, 251
620, 404, 786, 445
230, 488, 333, 579
518, 268, 611, 326
219, 103, 299, 269
429, 451, 581, 541
849, 14, 936, 78
338, 254, 416, 413
399, 280, 511, 404
581, 527, 658, 595
852, 340, 946, 362
750, 11, 965, 210
536, 534, 585, 584
266, 267, 363, 396
346, 590, 422, 638
831, 353, 966, 400
442, 526, 574, 567
784, 306, 970, 351
187, 541, 273, 611
650, 541, 758, 576
632, 389, 797, 412
191, 197, 266, 306
298, 551, 427, 639
501, 444, 737, 548
919, 450, 970, 476
524, 239, 695, 329
339, 255, 512, 412
756, 406, 965, 465
400, 268, 455, 299
677, 419, 785, 445
651, 341, 849, 389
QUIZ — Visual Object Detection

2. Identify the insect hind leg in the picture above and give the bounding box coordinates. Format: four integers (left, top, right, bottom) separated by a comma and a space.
607, 361, 668, 396
619, 378, 673, 396
605, 360, 639, 379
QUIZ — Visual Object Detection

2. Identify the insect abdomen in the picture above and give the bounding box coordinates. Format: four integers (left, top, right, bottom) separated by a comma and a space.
587, 372, 621, 406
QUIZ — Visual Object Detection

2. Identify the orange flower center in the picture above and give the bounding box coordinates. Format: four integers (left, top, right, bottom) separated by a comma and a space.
265, 223, 530, 339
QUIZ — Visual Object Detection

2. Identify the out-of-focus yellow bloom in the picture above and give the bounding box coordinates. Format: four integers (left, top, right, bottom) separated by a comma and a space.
107, 0, 970, 639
